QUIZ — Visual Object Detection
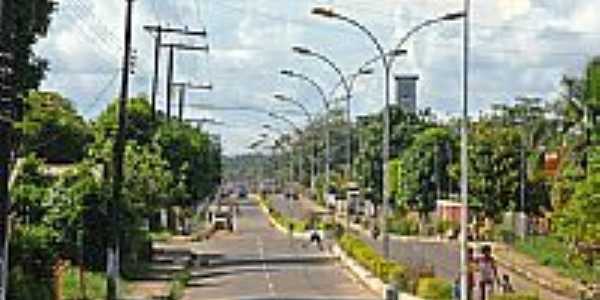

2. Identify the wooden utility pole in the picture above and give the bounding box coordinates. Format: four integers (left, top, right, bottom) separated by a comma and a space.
161, 44, 209, 121
0, 1, 14, 298
143, 25, 207, 120
108, 0, 133, 299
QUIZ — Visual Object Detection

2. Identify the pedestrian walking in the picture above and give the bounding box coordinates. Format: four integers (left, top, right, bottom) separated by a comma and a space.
372, 225, 380, 240
477, 245, 498, 300
310, 229, 323, 251
467, 247, 475, 300
453, 277, 461, 300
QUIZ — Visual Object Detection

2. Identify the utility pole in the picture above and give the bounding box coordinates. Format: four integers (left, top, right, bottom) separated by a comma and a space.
0, 1, 15, 297
108, 0, 133, 299
173, 82, 212, 121
161, 44, 209, 121
143, 26, 207, 121
165, 44, 175, 120
147, 26, 161, 121
173, 83, 186, 121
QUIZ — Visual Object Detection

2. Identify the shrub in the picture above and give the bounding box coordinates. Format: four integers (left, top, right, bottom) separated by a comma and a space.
338, 234, 409, 290
389, 264, 409, 291
416, 277, 452, 300
62, 266, 107, 300
435, 220, 459, 236
490, 294, 539, 300
8, 266, 53, 300
388, 217, 419, 235
169, 270, 191, 300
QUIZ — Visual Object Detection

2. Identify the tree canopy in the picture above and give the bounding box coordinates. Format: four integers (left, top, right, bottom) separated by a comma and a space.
19, 91, 93, 163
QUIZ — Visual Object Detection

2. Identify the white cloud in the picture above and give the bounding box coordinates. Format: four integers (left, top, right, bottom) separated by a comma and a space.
35, 0, 600, 155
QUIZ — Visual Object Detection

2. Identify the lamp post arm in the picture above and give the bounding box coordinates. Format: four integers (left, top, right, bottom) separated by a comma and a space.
292, 72, 330, 110
388, 18, 438, 66
335, 14, 388, 68
269, 113, 302, 134
310, 52, 352, 101
329, 72, 366, 102
285, 99, 313, 123
355, 15, 457, 71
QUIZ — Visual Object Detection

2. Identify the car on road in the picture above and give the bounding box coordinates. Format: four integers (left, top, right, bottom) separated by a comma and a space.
213, 212, 233, 231
238, 185, 248, 198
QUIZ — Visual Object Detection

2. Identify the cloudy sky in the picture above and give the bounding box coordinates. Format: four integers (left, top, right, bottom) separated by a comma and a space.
35, 0, 600, 155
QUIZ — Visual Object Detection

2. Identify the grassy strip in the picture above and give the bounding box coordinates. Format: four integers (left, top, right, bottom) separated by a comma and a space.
514, 235, 599, 283
257, 195, 309, 232
490, 294, 539, 300
149, 230, 173, 242
168, 270, 191, 300
62, 266, 129, 300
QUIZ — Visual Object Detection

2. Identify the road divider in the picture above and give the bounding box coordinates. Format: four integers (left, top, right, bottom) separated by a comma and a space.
255, 194, 313, 239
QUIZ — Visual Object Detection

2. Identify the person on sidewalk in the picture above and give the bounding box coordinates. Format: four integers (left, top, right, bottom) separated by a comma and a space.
467, 247, 475, 300
453, 277, 461, 300
452, 249, 475, 300
372, 225, 380, 240
478, 244, 498, 300
310, 229, 323, 251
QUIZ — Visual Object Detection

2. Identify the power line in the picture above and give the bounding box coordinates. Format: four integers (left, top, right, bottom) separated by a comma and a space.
81, 70, 121, 116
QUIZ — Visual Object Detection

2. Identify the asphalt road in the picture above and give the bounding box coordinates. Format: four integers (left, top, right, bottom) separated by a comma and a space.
273, 194, 573, 300
184, 197, 378, 300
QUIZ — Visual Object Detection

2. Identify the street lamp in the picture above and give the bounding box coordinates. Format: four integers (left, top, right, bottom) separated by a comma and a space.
329, 68, 374, 105
280, 69, 332, 199
264, 114, 303, 186
292, 46, 355, 197
274, 93, 317, 193
311, 6, 466, 265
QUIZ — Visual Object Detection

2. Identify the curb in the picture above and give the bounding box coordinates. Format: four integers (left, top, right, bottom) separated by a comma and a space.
332, 244, 424, 300
256, 196, 313, 240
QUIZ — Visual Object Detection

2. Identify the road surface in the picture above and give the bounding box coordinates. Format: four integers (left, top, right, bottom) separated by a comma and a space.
184, 197, 378, 300
271, 194, 573, 300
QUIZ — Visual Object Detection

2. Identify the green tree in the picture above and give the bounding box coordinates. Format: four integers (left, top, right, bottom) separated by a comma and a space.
19, 91, 93, 163
1, 0, 56, 96
93, 96, 157, 146
154, 121, 216, 205
471, 122, 521, 218
554, 173, 600, 258
400, 127, 453, 215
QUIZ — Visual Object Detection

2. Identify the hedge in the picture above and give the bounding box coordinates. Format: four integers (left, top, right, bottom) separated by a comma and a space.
259, 196, 308, 232
338, 234, 409, 290
416, 277, 452, 300
490, 294, 539, 300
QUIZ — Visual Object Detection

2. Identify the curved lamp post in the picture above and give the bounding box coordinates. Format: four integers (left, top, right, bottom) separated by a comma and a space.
266, 112, 304, 184
328, 68, 374, 102
263, 125, 291, 186
312, 5, 468, 297
274, 93, 318, 192
263, 111, 303, 185
280, 69, 333, 196
292, 46, 355, 187
312, 6, 465, 261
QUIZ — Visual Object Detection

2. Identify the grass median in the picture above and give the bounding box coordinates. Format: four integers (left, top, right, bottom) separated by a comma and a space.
514, 235, 599, 283
257, 194, 309, 233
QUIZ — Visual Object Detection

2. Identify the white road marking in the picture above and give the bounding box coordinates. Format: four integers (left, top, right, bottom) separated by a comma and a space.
256, 237, 276, 296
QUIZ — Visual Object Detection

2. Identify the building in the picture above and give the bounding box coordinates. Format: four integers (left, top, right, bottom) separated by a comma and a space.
395, 74, 419, 114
